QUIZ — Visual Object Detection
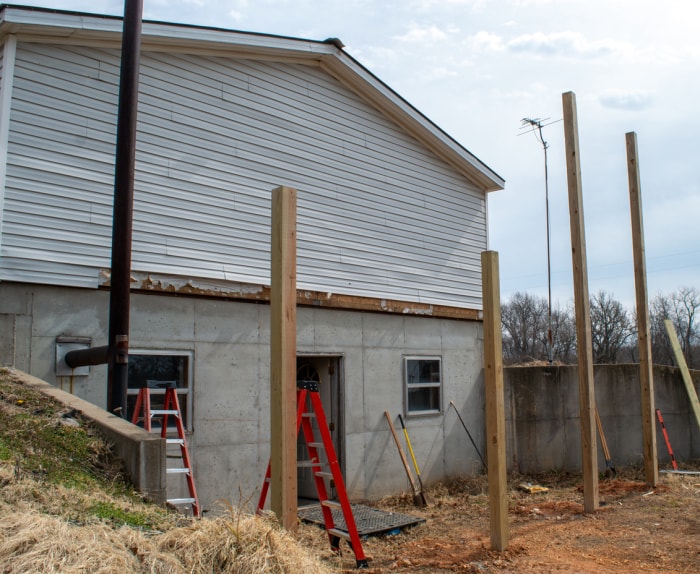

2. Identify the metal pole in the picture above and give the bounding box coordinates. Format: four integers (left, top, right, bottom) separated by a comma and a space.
108, 0, 143, 416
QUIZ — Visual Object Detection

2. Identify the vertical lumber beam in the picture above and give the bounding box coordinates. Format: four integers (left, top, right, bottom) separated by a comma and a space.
562, 91, 599, 513
626, 132, 658, 486
270, 185, 298, 532
664, 319, 700, 432
481, 250, 509, 551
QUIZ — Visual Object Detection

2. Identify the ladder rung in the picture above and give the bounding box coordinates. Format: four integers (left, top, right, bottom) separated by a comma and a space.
168, 497, 196, 505
328, 528, 351, 540
298, 460, 320, 468
302, 413, 315, 418
166, 438, 185, 446
321, 500, 342, 510
308, 442, 324, 449
167, 467, 191, 474
151, 409, 179, 416
315, 471, 334, 479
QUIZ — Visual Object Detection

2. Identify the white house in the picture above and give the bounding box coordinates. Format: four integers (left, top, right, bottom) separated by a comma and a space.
0, 5, 504, 508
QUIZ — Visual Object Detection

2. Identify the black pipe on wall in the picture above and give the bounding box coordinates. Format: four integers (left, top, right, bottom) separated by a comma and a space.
64, 0, 143, 418
108, 0, 143, 416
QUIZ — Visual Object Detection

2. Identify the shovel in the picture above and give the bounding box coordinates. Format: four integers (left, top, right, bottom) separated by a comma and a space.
384, 411, 426, 507
398, 414, 431, 505
595, 407, 616, 477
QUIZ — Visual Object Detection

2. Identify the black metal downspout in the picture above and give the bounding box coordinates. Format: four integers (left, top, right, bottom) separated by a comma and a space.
65, 0, 143, 417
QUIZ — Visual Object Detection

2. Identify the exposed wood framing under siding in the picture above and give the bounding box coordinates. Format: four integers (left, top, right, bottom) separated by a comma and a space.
100, 270, 483, 320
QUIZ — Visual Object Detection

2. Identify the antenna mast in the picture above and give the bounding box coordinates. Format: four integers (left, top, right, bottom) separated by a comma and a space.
521, 117, 555, 365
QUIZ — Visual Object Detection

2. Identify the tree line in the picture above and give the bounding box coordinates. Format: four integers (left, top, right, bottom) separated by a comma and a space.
501, 287, 699, 368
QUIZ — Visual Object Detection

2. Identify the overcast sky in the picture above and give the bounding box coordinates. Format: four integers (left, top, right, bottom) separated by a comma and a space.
17, 1, 700, 308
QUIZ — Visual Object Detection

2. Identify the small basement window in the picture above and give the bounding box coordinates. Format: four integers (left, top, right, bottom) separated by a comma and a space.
127, 351, 193, 431
405, 356, 442, 415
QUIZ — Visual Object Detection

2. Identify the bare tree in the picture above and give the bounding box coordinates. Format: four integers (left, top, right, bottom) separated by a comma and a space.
501, 292, 549, 364
589, 291, 633, 363
651, 287, 700, 368
551, 303, 577, 364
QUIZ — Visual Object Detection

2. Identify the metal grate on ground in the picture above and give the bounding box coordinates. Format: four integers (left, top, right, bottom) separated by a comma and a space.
298, 503, 425, 537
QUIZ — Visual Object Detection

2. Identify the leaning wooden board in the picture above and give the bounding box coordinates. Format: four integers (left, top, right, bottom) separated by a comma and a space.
664, 319, 700, 432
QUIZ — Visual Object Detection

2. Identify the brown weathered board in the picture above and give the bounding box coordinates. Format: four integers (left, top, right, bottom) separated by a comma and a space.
626, 131, 658, 486
562, 91, 599, 513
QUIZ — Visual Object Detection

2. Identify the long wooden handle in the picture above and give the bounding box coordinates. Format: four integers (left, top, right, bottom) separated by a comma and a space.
594, 407, 611, 461
384, 411, 419, 494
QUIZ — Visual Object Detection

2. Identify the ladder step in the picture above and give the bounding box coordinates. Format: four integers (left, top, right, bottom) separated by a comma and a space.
321, 500, 342, 510
131, 387, 200, 518
308, 442, 324, 449
315, 471, 334, 479
302, 413, 316, 418
328, 528, 351, 540
298, 460, 320, 468
168, 497, 196, 505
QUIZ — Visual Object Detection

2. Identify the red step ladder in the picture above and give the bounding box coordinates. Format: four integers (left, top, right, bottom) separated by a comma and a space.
131, 382, 201, 517
258, 379, 368, 569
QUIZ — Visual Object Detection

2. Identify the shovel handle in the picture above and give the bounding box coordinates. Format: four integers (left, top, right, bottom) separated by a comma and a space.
384, 411, 420, 495
398, 414, 422, 477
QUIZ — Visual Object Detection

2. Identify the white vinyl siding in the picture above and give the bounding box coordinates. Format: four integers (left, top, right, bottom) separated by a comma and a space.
0, 42, 487, 308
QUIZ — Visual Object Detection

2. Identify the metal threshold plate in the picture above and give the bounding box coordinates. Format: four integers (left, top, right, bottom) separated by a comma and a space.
298, 503, 425, 537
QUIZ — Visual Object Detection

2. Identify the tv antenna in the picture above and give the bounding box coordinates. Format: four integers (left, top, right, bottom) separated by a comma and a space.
520, 117, 561, 365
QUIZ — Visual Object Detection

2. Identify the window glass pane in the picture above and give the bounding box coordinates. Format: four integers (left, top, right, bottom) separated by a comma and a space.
406, 357, 442, 414
128, 355, 188, 389
127, 354, 191, 430
407, 359, 440, 385
408, 386, 440, 412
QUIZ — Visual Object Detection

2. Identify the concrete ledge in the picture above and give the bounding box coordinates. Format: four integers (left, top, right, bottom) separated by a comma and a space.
10, 368, 166, 503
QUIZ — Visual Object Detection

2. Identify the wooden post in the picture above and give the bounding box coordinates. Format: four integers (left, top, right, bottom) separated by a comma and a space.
481, 250, 509, 551
626, 132, 658, 487
664, 319, 700, 432
270, 185, 297, 531
562, 91, 599, 513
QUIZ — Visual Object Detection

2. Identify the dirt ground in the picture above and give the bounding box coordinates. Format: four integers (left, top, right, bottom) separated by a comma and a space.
297, 468, 700, 573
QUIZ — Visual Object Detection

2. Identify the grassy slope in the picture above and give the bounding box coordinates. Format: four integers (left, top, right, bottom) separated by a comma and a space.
0, 367, 331, 574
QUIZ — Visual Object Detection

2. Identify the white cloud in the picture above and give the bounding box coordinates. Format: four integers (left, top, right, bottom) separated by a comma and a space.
409, 0, 488, 10
393, 24, 450, 44
471, 31, 504, 52
506, 31, 631, 58
599, 89, 652, 110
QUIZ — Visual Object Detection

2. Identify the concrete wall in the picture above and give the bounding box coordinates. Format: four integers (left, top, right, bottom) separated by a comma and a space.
0, 282, 486, 509
505, 365, 700, 474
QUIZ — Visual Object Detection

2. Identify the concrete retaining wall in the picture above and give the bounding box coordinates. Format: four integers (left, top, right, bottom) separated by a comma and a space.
13, 369, 167, 503
505, 364, 700, 474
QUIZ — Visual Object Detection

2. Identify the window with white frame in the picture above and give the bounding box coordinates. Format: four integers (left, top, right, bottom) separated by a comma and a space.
404, 356, 442, 415
127, 350, 193, 431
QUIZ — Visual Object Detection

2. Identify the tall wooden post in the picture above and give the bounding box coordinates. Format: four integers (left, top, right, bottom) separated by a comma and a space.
481, 250, 509, 551
626, 132, 658, 487
270, 185, 297, 531
562, 91, 599, 513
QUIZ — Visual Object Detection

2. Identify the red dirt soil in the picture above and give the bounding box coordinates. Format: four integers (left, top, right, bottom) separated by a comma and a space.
298, 470, 700, 573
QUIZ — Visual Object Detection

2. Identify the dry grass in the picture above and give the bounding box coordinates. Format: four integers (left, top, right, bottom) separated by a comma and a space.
0, 471, 332, 574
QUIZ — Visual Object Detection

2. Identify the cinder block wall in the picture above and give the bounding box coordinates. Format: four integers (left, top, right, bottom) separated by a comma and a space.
505, 365, 700, 474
